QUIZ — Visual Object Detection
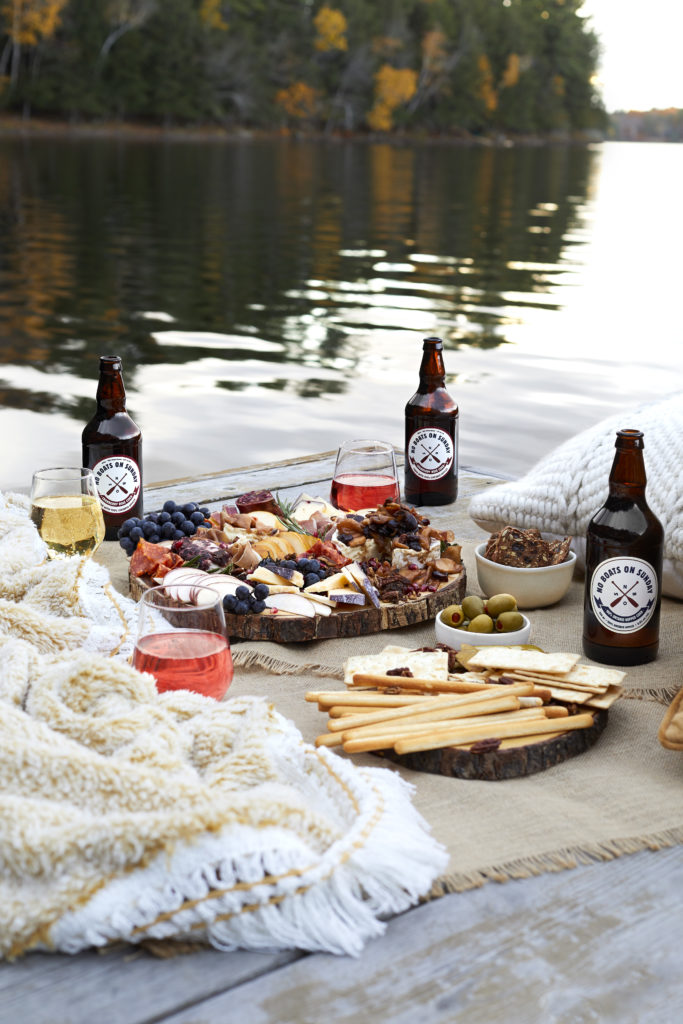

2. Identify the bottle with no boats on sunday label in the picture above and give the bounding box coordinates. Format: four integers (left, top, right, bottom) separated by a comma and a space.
82, 355, 143, 540
404, 336, 459, 506
582, 429, 663, 666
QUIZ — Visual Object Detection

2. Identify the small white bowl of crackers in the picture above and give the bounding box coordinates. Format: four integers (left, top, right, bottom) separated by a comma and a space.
306, 645, 624, 765
476, 527, 576, 609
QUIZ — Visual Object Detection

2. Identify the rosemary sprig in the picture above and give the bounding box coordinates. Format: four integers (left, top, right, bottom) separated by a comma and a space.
275, 492, 312, 535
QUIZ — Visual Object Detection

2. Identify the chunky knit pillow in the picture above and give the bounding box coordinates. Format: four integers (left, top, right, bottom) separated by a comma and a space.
468, 392, 683, 599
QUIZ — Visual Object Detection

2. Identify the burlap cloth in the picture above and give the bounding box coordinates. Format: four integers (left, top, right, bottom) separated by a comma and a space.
99, 537, 683, 894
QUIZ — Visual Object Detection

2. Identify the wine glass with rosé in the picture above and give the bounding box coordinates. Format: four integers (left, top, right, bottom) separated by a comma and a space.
30, 467, 105, 559
330, 439, 400, 512
133, 584, 233, 700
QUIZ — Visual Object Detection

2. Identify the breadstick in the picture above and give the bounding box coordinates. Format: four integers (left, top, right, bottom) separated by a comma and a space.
307, 691, 458, 709
330, 695, 522, 736
349, 674, 490, 693
327, 687, 534, 733
391, 712, 595, 756
337, 705, 546, 742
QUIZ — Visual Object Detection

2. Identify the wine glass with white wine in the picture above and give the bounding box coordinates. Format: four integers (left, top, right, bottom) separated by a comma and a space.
30, 467, 106, 559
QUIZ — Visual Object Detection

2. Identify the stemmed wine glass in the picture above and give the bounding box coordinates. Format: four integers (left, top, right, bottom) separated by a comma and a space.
133, 584, 234, 700
30, 467, 105, 559
330, 439, 400, 512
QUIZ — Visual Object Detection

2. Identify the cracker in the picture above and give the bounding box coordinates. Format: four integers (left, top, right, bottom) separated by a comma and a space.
466, 649, 580, 675
343, 649, 449, 685
510, 670, 610, 693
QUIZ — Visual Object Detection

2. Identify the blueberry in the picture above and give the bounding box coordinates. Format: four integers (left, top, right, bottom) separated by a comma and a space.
160, 522, 175, 540
146, 513, 159, 524
223, 594, 237, 612
190, 510, 205, 525
141, 521, 155, 538
199, 507, 210, 517
297, 558, 310, 572
308, 559, 321, 573
252, 600, 266, 613
120, 537, 135, 555
281, 559, 297, 570
304, 573, 320, 587
118, 520, 132, 538
173, 529, 186, 540
182, 521, 196, 536
171, 511, 186, 526
235, 585, 251, 601
149, 534, 160, 544
129, 526, 143, 543
252, 583, 269, 600
234, 600, 250, 615
163, 500, 177, 513
182, 502, 198, 514
158, 511, 171, 524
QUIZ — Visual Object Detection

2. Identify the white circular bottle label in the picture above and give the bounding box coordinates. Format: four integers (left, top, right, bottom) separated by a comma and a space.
589, 556, 658, 634
407, 427, 455, 481
92, 456, 141, 515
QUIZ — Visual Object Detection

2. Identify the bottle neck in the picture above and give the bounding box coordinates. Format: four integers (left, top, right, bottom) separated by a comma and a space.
608, 430, 647, 499
418, 338, 446, 391
95, 356, 127, 414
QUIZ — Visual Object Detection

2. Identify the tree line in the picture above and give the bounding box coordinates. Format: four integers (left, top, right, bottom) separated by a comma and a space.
0, 1, 606, 136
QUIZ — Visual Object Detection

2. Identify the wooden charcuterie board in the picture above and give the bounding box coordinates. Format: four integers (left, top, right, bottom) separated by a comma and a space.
130, 567, 466, 643
378, 707, 607, 780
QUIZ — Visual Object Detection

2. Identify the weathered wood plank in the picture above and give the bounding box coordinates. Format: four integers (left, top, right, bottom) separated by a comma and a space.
0, 947, 301, 1024
141, 451, 499, 516
155, 847, 683, 1024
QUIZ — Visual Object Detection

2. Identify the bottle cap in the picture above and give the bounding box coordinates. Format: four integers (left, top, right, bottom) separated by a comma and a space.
616, 428, 644, 448
100, 355, 122, 371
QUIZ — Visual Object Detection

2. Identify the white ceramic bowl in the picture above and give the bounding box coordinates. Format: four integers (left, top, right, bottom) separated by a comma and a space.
435, 608, 531, 648
474, 543, 577, 609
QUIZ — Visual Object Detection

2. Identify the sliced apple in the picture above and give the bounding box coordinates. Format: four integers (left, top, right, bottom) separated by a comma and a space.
263, 593, 317, 618
250, 511, 286, 531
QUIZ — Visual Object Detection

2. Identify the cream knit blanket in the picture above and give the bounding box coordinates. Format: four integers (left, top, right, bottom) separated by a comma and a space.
0, 492, 446, 960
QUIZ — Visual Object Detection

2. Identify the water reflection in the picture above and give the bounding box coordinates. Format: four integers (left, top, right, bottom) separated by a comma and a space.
0, 137, 681, 489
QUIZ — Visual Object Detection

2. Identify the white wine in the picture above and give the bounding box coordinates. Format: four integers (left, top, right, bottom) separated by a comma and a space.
30, 494, 105, 558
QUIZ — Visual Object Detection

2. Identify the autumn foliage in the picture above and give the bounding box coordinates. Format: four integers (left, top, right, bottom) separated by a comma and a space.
0, 0, 606, 136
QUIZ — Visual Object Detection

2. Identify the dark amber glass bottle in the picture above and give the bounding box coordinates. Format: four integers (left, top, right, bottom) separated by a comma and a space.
404, 336, 458, 505
582, 429, 663, 666
82, 355, 143, 540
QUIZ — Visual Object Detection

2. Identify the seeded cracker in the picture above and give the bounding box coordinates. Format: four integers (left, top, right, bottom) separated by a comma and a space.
484, 526, 572, 568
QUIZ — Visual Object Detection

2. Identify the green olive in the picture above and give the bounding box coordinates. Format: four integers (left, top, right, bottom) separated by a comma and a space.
495, 611, 525, 633
462, 594, 485, 620
467, 613, 494, 634
485, 593, 518, 618
441, 604, 465, 628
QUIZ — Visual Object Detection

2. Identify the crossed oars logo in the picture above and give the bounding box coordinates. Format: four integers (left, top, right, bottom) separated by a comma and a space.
419, 443, 442, 467
106, 473, 129, 497
610, 580, 640, 609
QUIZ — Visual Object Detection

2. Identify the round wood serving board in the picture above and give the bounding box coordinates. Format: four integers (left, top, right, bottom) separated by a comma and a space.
129, 567, 466, 643
377, 708, 608, 780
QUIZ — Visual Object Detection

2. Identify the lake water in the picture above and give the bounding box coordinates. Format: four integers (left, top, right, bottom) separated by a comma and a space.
0, 136, 681, 494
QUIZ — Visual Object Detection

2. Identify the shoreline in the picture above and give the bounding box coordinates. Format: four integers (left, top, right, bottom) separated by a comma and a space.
0, 114, 605, 147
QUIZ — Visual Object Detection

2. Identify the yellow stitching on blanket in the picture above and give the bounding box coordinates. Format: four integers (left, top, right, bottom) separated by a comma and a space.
103, 582, 130, 657
131, 764, 383, 937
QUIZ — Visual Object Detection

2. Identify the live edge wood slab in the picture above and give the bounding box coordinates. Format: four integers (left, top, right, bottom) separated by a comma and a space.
380, 708, 608, 780
129, 568, 467, 643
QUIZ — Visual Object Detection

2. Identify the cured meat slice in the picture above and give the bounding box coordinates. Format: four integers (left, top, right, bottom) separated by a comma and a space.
130, 540, 183, 578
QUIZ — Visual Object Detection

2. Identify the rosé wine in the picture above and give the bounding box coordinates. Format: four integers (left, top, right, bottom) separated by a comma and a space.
133, 630, 233, 700
330, 472, 399, 512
